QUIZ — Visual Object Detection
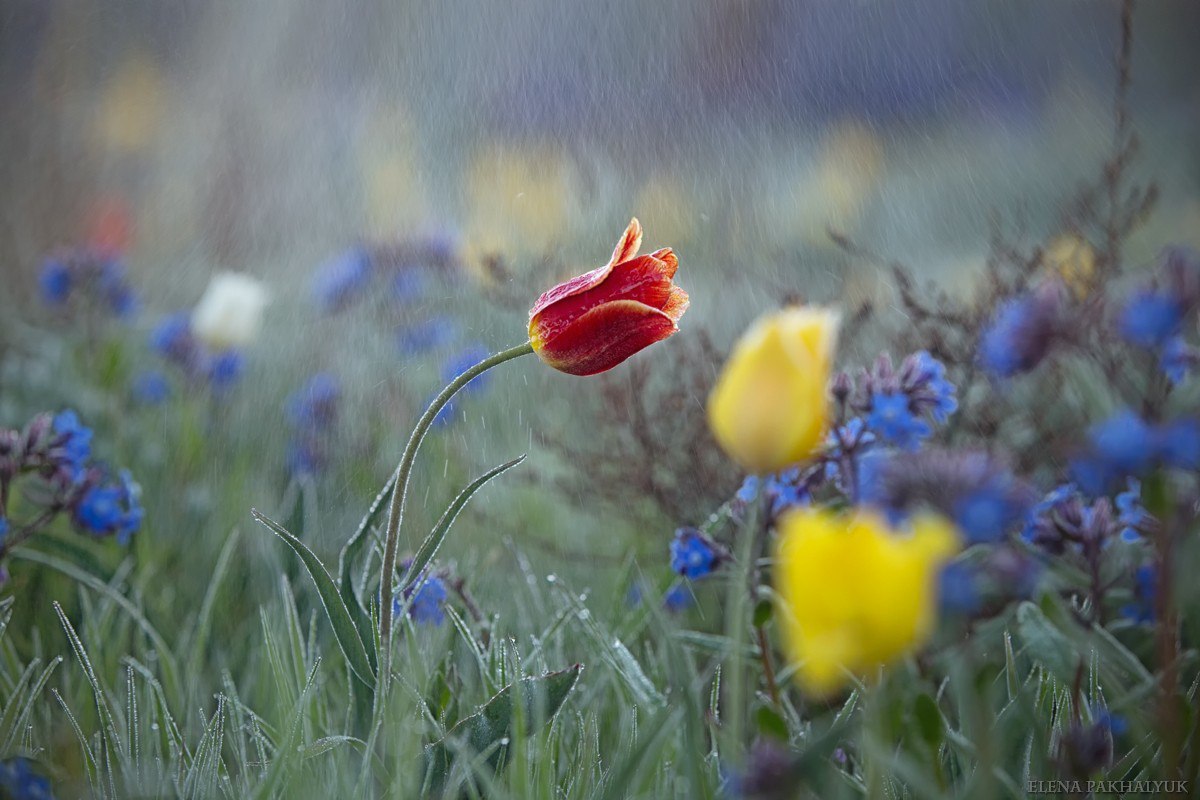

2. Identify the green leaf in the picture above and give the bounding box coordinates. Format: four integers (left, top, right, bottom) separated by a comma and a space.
337, 470, 396, 651
396, 455, 527, 606
251, 510, 375, 692
755, 705, 789, 741
914, 693, 943, 749
424, 663, 582, 790
753, 599, 773, 627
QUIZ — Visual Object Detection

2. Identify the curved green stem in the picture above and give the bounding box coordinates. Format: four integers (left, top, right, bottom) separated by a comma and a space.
376, 340, 534, 697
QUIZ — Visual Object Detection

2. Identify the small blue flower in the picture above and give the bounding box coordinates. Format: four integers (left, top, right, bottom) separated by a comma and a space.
53, 410, 93, 477
397, 315, 458, 354
1120, 290, 1183, 348
1095, 412, 1160, 471
735, 475, 761, 504
866, 391, 931, 451
979, 295, 1040, 377
911, 351, 958, 422
663, 583, 693, 613
669, 528, 726, 579
150, 313, 197, 365
39, 258, 72, 305
0, 757, 56, 800
312, 248, 372, 312
286, 373, 340, 429
0, 516, 8, 547
131, 370, 171, 405
1158, 417, 1200, 470
767, 471, 810, 515
1115, 478, 1145, 542
1020, 483, 1076, 542
1120, 564, 1156, 624
287, 438, 324, 476
394, 574, 448, 626
207, 350, 244, 391
75, 485, 125, 534
1160, 336, 1194, 384
954, 482, 1025, 543
938, 562, 981, 615
98, 259, 137, 317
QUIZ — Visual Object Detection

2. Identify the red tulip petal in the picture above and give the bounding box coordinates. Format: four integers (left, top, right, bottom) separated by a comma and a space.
528, 218, 645, 320
661, 285, 690, 323
608, 218, 643, 268
647, 247, 678, 278
533, 299, 679, 376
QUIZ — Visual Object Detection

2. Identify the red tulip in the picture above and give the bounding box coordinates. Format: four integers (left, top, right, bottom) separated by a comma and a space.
528, 219, 689, 376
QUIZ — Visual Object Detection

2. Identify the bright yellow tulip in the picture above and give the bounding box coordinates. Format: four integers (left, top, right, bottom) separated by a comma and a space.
773, 507, 959, 696
707, 307, 839, 473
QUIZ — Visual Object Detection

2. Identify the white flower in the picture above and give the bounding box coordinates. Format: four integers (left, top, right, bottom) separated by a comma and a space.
191, 272, 269, 350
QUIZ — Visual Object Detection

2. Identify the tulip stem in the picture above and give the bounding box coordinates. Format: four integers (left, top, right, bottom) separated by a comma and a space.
375, 340, 534, 701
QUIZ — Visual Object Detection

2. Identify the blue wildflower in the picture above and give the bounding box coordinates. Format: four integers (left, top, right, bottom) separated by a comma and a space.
39, 259, 72, 305
397, 315, 458, 354
1160, 336, 1195, 384
286, 437, 325, 476
0, 757, 55, 800
1158, 417, 1200, 470
0, 516, 7, 547
312, 247, 372, 312
938, 562, 981, 615
954, 475, 1031, 544
1020, 484, 1075, 543
663, 583, 693, 613
866, 390, 931, 450
669, 528, 727, 579
767, 469, 810, 515
131, 370, 171, 405
1114, 479, 1146, 542
1120, 564, 1156, 624
910, 351, 958, 422
150, 313, 198, 366
862, 448, 1034, 537
53, 410, 93, 478
1071, 410, 1157, 494
98, 259, 137, 317
287, 373, 340, 429
75, 485, 125, 535
734, 470, 811, 515
978, 285, 1064, 378
735, 475, 761, 504
394, 573, 448, 626
207, 350, 244, 391
1120, 290, 1183, 348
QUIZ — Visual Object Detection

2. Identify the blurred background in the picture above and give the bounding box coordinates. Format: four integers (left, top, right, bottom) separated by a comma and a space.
0, 0, 1198, 581
2, 0, 1198, 297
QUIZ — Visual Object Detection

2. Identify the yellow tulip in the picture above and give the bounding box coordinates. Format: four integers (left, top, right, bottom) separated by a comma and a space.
773, 507, 960, 696
707, 307, 839, 473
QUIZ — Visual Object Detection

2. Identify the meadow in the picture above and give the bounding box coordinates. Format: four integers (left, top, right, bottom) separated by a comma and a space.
2, 1, 1200, 798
